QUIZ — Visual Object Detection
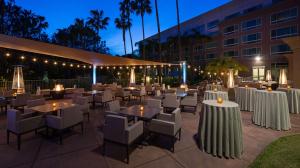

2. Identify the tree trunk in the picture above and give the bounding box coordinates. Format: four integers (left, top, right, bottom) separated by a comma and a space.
122, 29, 127, 55
176, 0, 182, 82
141, 14, 146, 82
155, 0, 162, 84
128, 26, 134, 54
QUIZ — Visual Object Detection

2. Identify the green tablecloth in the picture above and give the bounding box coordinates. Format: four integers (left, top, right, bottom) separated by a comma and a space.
206, 84, 222, 91
253, 90, 291, 131
234, 87, 257, 111
198, 100, 243, 158
277, 88, 300, 114
204, 90, 229, 100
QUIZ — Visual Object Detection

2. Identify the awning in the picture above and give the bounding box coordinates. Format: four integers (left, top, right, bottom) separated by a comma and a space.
0, 34, 170, 66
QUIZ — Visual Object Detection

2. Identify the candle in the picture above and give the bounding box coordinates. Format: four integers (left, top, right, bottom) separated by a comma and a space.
140, 106, 144, 111
52, 103, 57, 107
267, 87, 272, 92
287, 85, 291, 89
245, 85, 248, 88
217, 97, 223, 104
213, 88, 218, 92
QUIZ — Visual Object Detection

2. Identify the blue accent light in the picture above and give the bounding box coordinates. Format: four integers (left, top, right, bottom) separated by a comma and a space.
182, 61, 187, 84
93, 65, 96, 84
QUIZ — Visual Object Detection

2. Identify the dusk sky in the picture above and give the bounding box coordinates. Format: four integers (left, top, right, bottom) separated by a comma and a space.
15, 0, 230, 55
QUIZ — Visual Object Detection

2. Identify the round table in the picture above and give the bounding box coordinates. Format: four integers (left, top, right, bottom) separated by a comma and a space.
253, 90, 291, 131
198, 100, 243, 158
234, 87, 257, 112
277, 88, 300, 114
206, 84, 222, 91
204, 90, 229, 100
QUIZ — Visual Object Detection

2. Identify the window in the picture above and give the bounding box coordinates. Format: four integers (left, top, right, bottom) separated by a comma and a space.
224, 50, 238, 57
207, 20, 219, 30
224, 25, 239, 35
206, 53, 216, 59
253, 66, 265, 81
271, 26, 298, 39
271, 8, 298, 24
271, 44, 292, 54
206, 41, 217, 49
224, 38, 239, 47
207, 31, 219, 36
194, 45, 203, 53
242, 33, 262, 43
243, 48, 261, 57
244, 4, 263, 14
242, 18, 261, 30
225, 12, 241, 20
194, 24, 205, 33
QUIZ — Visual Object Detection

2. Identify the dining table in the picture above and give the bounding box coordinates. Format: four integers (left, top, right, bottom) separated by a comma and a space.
205, 84, 222, 91
30, 101, 76, 115
234, 87, 257, 111
277, 88, 300, 114
253, 90, 291, 131
203, 90, 229, 100
198, 100, 243, 158
118, 105, 162, 121
84, 90, 103, 108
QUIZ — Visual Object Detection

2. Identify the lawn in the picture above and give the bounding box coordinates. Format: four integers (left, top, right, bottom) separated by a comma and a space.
249, 134, 300, 168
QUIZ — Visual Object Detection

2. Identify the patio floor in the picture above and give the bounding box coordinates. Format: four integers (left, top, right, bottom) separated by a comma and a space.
0, 98, 299, 168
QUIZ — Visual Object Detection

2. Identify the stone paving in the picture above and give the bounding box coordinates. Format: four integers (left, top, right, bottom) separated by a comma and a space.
0, 98, 299, 168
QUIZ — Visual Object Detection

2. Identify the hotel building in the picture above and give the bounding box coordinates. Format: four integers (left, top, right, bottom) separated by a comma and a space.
143, 0, 300, 82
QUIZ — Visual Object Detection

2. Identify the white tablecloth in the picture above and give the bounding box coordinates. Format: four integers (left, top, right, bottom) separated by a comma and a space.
277, 88, 300, 114
206, 84, 222, 91
204, 91, 229, 100
234, 87, 257, 112
253, 90, 291, 131
198, 100, 243, 158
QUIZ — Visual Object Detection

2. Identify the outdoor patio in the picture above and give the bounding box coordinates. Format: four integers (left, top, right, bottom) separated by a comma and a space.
0, 98, 299, 168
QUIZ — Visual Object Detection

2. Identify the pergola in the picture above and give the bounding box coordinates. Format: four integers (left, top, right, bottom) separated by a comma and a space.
0, 34, 185, 84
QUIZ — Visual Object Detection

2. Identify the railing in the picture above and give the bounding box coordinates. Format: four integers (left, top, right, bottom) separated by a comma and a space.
0, 77, 92, 93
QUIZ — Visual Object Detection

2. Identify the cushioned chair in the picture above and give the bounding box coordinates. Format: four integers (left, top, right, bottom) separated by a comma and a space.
0, 97, 8, 113
162, 94, 180, 111
73, 96, 90, 121
103, 115, 143, 164
145, 85, 154, 95
11, 93, 30, 110
115, 88, 131, 101
131, 86, 146, 102
176, 88, 186, 95
180, 93, 198, 113
94, 89, 113, 106
146, 99, 162, 109
153, 90, 163, 100
46, 106, 83, 144
147, 108, 182, 152
7, 109, 45, 150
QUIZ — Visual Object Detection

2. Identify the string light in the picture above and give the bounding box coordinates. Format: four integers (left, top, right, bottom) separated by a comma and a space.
126, 66, 129, 69
62, 63, 66, 66
20, 56, 25, 60
113, 66, 116, 69
200, 70, 204, 74
168, 64, 171, 67
53, 61, 57, 65
139, 66, 143, 69
32, 58, 37, 62
5, 53, 10, 57
194, 68, 197, 72
83, 65, 86, 68
89, 65, 92, 69
188, 65, 191, 69
77, 65, 80, 68
221, 72, 224, 76
154, 65, 156, 68
70, 64, 74, 67
106, 66, 110, 69
44, 60, 48, 64
119, 66, 123, 70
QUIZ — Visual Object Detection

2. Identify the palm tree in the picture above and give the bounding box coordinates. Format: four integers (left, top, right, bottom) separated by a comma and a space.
87, 9, 109, 51
115, 15, 128, 55
154, 0, 162, 83
175, 0, 182, 82
132, 0, 152, 60
119, 0, 134, 54
0, 0, 5, 33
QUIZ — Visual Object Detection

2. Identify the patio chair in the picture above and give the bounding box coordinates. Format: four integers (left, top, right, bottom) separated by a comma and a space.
11, 93, 30, 110
147, 108, 182, 152
153, 90, 164, 100
7, 109, 45, 150
145, 85, 154, 95
94, 89, 113, 106
162, 94, 180, 111
73, 96, 90, 121
103, 115, 143, 164
0, 97, 8, 114
146, 99, 162, 109
115, 88, 131, 101
131, 86, 146, 102
180, 92, 198, 113
176, 88, 186, 95
46, 105, 83, 144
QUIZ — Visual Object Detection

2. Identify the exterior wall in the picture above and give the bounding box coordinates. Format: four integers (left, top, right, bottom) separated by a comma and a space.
143, 0, 300, 81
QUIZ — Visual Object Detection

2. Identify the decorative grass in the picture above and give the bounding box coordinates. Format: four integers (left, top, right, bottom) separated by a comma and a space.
249, 134, 300, 168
